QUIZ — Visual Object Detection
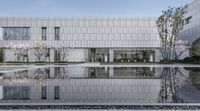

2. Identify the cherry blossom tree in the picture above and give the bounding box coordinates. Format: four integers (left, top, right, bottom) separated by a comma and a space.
33, 42, 48, 62
55, 47, 69, 62
9, 43, 30, 62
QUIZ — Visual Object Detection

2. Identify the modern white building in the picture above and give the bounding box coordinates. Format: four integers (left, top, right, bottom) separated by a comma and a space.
0, 0, 198, 63
0, 17, 161, 62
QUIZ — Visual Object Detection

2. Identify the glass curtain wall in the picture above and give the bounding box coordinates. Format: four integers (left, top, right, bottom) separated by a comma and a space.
95, 49, 109, 62
114, 50, 155, 62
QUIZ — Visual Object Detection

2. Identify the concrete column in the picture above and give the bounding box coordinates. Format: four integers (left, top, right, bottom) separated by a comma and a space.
84, 49, 89, 62
3, 48, 5, 63
50, 49, 55, 62
150, 54, 154, 62
155, 49, 161, 62
109, 49, 114, 62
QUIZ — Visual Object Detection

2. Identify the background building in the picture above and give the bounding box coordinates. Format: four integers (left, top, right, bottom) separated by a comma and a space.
179, 0, 200, 45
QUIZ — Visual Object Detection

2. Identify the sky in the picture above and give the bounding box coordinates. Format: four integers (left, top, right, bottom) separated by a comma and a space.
0, 0, 193, 17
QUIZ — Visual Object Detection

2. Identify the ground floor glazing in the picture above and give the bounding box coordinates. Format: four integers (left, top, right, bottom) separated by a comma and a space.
89, 48, 158, 62
1, 48, 161, 62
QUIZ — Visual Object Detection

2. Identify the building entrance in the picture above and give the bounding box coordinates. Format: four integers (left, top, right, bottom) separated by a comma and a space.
89, 49, 109, 62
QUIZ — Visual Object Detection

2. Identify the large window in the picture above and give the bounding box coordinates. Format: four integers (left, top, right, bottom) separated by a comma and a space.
54, 27, 60, 40
185, 16, 192, 25
3, 27, 30, 40
113, 50, 155, 62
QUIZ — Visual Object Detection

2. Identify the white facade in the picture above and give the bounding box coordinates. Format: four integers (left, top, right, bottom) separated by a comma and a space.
0, 17, 161, 62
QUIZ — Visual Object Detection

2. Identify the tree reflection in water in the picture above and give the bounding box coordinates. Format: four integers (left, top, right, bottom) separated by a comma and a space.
9, 70, 29, 84
8, 68, 50, 84
158, 67, 189, 103
32, 68, 50, 84
8, 67, 70, 85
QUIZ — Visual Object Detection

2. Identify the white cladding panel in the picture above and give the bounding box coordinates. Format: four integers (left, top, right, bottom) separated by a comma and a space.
0, 17, 160, 48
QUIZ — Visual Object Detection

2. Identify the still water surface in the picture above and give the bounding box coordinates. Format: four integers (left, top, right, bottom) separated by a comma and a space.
0, 66, 200, 105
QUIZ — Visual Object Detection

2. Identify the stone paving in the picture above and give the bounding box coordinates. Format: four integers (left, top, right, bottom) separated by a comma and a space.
0, 105, 199, 110
0, 63, 200, 68
0, 64, 53, 73
1, 109, 199, 111
68, 62, 200, 67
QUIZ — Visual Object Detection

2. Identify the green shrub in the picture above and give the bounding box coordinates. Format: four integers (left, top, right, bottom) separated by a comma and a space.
182, 56, 200, 64
191, 38, 200, 56
160, 60, 175, 64
184, 67, 200, 72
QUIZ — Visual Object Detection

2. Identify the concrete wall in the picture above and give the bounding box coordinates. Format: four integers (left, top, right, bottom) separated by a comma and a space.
66, 49, 89, 62
4, 48, 88, 62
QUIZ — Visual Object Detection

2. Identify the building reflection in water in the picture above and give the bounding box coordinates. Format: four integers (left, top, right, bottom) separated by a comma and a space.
0, 66, 197, 104
89, 67, 155, 79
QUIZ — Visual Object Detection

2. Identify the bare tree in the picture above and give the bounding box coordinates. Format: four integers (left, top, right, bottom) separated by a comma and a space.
156, 6, 187, 62
174, 40, 189, 61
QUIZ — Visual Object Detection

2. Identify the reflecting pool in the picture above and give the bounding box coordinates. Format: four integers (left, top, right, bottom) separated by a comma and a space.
0, 66, 200, 109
